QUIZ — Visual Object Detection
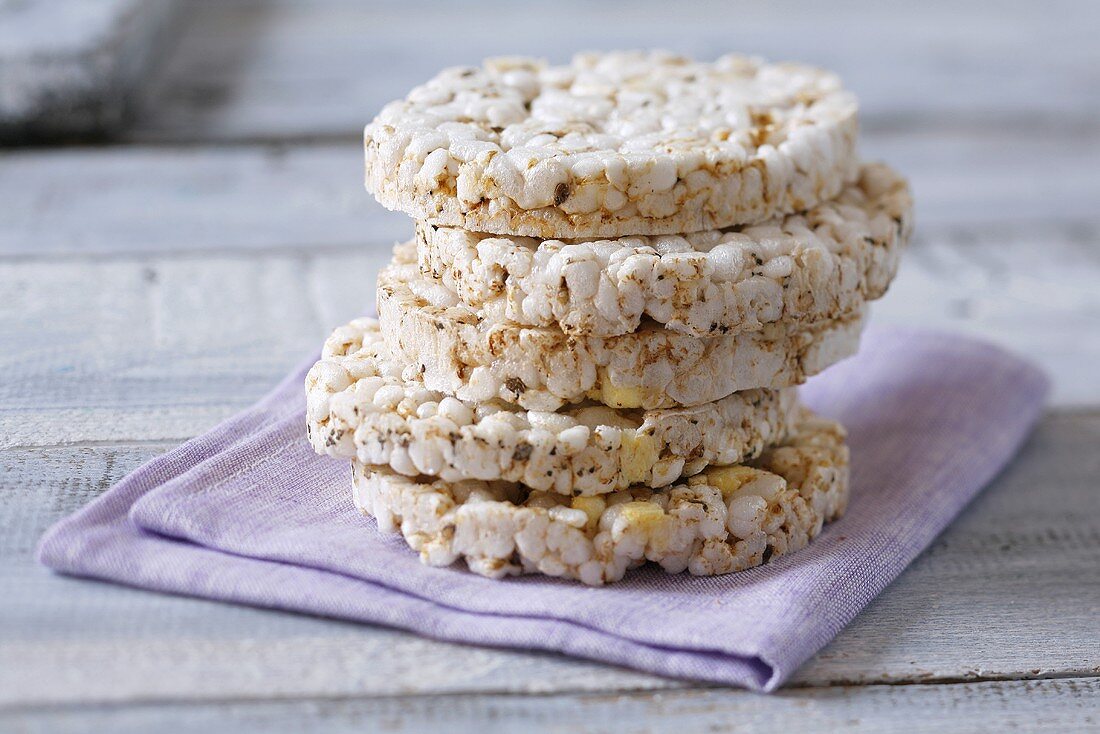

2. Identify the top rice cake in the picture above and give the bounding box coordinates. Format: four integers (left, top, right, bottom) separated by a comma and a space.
365, 51, 860, 239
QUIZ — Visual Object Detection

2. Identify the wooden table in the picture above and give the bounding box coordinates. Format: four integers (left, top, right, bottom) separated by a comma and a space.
2, 2, 1097, 730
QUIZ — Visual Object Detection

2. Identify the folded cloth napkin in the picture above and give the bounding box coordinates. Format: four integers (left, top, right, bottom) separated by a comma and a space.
37, 327, 1048, 691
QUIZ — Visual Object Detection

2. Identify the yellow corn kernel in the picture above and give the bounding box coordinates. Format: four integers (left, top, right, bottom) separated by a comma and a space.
595, 373, 648, 408
617, 500, 666, 528
619, 431, 659, 484
570, 496, 607, 532
703, 465, 762, 500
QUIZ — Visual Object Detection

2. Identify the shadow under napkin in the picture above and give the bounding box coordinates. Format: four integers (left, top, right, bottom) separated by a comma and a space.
37, 327, 1048, 691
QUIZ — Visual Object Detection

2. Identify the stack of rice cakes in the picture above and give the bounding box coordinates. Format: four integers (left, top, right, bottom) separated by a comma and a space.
307, 51, 912, 585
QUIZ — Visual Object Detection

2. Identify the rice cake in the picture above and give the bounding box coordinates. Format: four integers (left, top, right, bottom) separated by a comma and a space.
379, 243, 866, 411
365, 51, 859, 238
352, 408, 849, 585
417, 162, 910, 336
308, 318, 800, 495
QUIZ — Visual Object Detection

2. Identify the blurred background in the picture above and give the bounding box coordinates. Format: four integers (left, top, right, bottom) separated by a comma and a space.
3, 0, 1097, 419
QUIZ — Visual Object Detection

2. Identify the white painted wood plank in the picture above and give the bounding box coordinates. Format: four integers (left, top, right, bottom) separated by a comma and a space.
129, 0, 1100, 142
0, 145, 410, 257
862, 129, 1100, 231
2, 413, 1097, 706
0, 254, 344, 446
2, 128, 1096, 258
872, 229, 1100, 407
5, 678, 1099, 733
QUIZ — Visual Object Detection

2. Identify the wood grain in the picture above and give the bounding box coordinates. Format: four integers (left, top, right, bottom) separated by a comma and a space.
6, 678, 1100, 733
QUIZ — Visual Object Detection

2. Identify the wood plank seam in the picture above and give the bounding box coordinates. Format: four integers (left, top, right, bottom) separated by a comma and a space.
6, 408, 1098, 452
2, 224, 1098, 265
2, 672, 1099, 715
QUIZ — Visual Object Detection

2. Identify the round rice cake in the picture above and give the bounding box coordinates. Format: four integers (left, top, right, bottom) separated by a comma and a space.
365, 51, 859, 239
307, 318, 800, 495
352, 408, 849, 585
378, 243, 866, 411
417, 162, 911, 337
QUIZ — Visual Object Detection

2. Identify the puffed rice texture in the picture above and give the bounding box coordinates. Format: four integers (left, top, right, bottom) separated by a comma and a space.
365, 51, 859, 238
352, 408, 849, 585
417, 162, 910, 336
379, 242, 866, 411
307, 317, 801, 495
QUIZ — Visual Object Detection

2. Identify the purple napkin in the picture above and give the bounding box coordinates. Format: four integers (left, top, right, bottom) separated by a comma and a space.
37, 327, 1048, 691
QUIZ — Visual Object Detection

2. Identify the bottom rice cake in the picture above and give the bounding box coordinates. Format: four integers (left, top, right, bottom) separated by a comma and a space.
307, 317, 800, 495
378, 242, 866, 411
351, 408, 849, 586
